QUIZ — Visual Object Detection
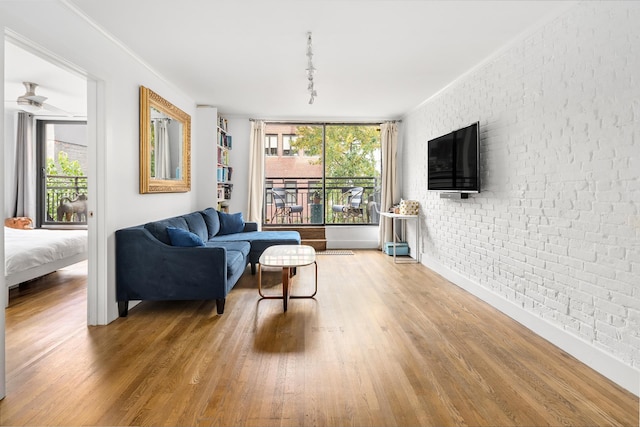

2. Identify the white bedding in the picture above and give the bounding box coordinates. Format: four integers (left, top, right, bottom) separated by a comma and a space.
5, 226, 88, 280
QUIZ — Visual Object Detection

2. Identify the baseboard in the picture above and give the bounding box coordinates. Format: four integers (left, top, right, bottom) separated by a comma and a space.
421, 253, 640, 397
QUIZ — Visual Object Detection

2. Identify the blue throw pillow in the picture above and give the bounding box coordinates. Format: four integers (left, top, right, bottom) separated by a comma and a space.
201, 207, 221, 238
217, 211, 245, 235
166, 226, 205, 247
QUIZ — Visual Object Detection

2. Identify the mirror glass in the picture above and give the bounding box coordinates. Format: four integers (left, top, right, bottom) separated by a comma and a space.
140, 86, 191, 193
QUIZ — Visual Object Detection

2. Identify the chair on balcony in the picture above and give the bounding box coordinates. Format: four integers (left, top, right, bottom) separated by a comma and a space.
367, 191, 381, 224
271, 188, 304, 223
332, 187, 364, 222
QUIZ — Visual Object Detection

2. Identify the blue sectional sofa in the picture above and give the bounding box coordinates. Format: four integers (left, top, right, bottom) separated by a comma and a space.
115, 207, 300, 316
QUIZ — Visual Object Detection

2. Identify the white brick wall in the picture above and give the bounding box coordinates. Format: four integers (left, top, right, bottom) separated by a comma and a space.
402, 1, 640, 377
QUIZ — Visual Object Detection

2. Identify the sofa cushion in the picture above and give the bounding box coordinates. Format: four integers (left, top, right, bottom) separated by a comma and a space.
210, 230, 300, 252
218, 211, 245, 235
166, 226, 205, 247
225, 250, 246, 278
201, 208, 221, 238
205, 240, 250, 257
181, 212, 209, 242
244, 231, 301, 253
144, 217, 189, 245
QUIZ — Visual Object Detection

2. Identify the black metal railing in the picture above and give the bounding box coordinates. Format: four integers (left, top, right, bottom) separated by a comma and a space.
263, 176, 380, 225
44, 175, 88, 225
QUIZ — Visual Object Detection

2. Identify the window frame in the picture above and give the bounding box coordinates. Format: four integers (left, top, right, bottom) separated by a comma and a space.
36, 119, 88, 229
282, 134, 298, 156
265, 134, 278, 156
263, 122, 381, 226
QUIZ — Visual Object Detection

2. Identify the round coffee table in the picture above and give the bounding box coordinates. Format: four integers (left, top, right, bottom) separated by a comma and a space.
257, 245, 317, 311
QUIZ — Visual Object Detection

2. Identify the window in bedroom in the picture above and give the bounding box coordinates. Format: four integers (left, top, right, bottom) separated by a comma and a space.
36, 120, 88, 228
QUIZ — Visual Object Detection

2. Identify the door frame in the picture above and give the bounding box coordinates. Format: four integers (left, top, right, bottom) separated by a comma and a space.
1, 31, 106, 399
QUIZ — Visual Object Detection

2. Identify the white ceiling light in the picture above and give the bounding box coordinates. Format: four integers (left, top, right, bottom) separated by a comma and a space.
15, 81, 74, 116
17, 82, 47, 113
306, 32, 317, 105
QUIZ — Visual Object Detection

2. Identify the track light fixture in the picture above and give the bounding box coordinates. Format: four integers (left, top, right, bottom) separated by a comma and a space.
306, 32, 317, 104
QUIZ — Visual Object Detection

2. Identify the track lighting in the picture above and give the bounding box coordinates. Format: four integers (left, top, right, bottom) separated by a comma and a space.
306, 32, 316, 104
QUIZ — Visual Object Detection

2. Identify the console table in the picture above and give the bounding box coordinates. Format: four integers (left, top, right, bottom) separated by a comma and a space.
380, 212, 420, 264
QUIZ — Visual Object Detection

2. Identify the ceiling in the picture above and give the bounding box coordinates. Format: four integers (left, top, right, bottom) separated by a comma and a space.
6, 1, 574, 120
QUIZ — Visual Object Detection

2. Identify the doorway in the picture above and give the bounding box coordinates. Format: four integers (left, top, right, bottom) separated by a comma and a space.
3, 35, 99, 397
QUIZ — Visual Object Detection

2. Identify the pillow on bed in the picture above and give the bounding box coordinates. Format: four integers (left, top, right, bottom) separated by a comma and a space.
217, 211, 245, 236
166, 226, 205, 247
4, 217, 33, 229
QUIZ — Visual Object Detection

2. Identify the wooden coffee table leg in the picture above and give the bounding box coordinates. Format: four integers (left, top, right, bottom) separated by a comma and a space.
282, 267, 292, 311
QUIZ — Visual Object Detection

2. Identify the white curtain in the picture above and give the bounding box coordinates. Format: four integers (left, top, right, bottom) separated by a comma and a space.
378, 121, 399, 248
154, 119, 171, 179
247, 120, 265, 224
12, 112, 36, 219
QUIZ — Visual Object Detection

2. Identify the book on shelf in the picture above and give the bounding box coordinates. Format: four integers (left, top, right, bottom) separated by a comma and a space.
218, 117, 228, 132
223, 183, 233, 199
215, 167, 230, 182
216, 183, 233, 202
219, 149, 228, 165
218, 133, 232, 148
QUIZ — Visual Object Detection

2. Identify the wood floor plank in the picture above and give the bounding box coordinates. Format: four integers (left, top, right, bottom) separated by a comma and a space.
1, 254, 638, 426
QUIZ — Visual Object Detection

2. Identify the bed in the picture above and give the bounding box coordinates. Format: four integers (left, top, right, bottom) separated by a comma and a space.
5, 226, 88, 288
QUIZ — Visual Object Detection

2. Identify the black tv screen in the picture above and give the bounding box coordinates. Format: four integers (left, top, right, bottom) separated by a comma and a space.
427, 122, 480, 193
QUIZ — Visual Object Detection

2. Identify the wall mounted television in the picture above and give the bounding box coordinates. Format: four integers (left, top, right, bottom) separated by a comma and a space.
427, 122, 480, 194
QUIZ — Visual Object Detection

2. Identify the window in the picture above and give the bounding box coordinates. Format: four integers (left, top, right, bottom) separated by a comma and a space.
265, 134, 278, 156
282, 134, 297, 156
37, 120, 88, 228
263, 123, 380, 225
324, 124, 381, 224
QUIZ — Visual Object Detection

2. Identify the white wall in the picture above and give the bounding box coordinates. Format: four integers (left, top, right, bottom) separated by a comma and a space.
326, 225, 378, 249
402, 2, 639, 394
225, 117, 250, 215
194, 106, 218, 209
0, 1, 202, 323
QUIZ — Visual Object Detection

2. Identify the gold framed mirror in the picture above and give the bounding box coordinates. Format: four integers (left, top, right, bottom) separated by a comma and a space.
139, 86, 191, 193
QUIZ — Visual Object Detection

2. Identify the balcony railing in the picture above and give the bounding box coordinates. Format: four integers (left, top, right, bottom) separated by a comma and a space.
44, 175, 88, 225
264, 176, 380, 225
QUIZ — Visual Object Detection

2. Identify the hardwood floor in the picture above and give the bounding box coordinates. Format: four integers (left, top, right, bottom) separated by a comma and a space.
1, 253, 638, 426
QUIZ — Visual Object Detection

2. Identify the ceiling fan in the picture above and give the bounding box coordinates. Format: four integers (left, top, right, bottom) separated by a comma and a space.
16, 82, 74, 116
